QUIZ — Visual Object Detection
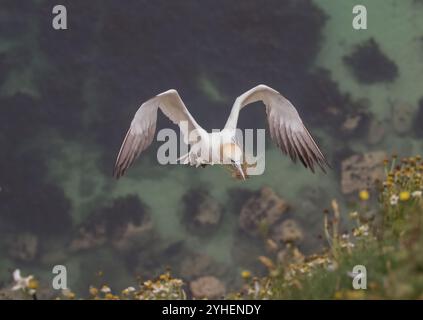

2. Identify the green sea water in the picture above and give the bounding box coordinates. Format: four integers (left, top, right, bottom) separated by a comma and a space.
52, 0, 421, 263
1, 0, 422, 293
44, 0, 423, 288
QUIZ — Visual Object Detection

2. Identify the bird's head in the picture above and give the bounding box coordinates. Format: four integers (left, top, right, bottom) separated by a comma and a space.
221, 143, 246, 180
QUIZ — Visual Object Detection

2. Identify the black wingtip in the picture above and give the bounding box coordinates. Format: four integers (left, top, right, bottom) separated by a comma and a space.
319, 159, 331, 174
112, 166, 122, 179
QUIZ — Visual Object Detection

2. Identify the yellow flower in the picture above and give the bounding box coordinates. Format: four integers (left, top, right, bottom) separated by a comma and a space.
104, 293, 114, 300
89, 286, 98, 296
121, 287, 136, 296
62, 289, 76, 299
241, 270, 251, 279
358, 190, 370, 201
144, 280, 153, 289
384, 181, 393, 188
67, 292, 76, 300
345, 290, 365, 300
159, 273, 170, 281
399, 191, 410, 201
28, 278, 39, 290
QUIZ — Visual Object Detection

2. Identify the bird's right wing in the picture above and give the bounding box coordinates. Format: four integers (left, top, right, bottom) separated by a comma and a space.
113, 89, 202, 178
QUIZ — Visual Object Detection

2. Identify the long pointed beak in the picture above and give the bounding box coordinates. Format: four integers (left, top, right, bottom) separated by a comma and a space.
234, 162, 246, 180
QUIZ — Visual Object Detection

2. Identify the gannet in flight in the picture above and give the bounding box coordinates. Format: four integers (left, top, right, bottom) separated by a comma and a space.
113, 84, 328, 180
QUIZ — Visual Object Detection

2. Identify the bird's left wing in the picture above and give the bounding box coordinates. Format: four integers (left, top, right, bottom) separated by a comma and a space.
224, 84, 329, 173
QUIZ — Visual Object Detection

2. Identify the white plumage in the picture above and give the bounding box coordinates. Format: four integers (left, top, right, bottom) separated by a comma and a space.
113, 84, 329, 179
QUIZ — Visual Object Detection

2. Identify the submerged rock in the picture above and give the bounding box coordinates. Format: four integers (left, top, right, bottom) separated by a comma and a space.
179, 254, 214, 280
340, 114, 362, 133
391, 101, 415, 135
271, 219, 304, 244
339, 100, 371, 138
7, 232, 38, 262
182, 188, 222, 234
189, 276, 226, 299
178, 252, 229, 283
341, 151, 387, 194
367, 117, 386, 145
69, 195, 153, 253
343, 38, 398, 84
239, 187, 289, 237
111, 220, 154, 253
69, 224, 106, 252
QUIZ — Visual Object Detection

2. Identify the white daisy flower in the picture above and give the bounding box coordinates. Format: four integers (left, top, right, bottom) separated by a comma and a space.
100, 285, 111, 293
390, 194, 399, 206
411, 190, 422, 198
11, 269, 34, 292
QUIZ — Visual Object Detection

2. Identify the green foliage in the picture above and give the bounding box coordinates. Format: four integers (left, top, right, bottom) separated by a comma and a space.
236, 155, 423, 299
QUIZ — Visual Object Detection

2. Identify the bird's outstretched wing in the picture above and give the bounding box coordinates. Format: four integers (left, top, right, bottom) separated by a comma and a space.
224, 84, 329, 173
113, 89, 202, 178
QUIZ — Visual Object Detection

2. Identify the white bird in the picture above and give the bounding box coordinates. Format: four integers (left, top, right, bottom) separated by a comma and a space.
113, 84, 329, 180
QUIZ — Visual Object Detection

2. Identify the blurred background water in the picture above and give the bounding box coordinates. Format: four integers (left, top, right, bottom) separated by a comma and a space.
0, 0, 422, 297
